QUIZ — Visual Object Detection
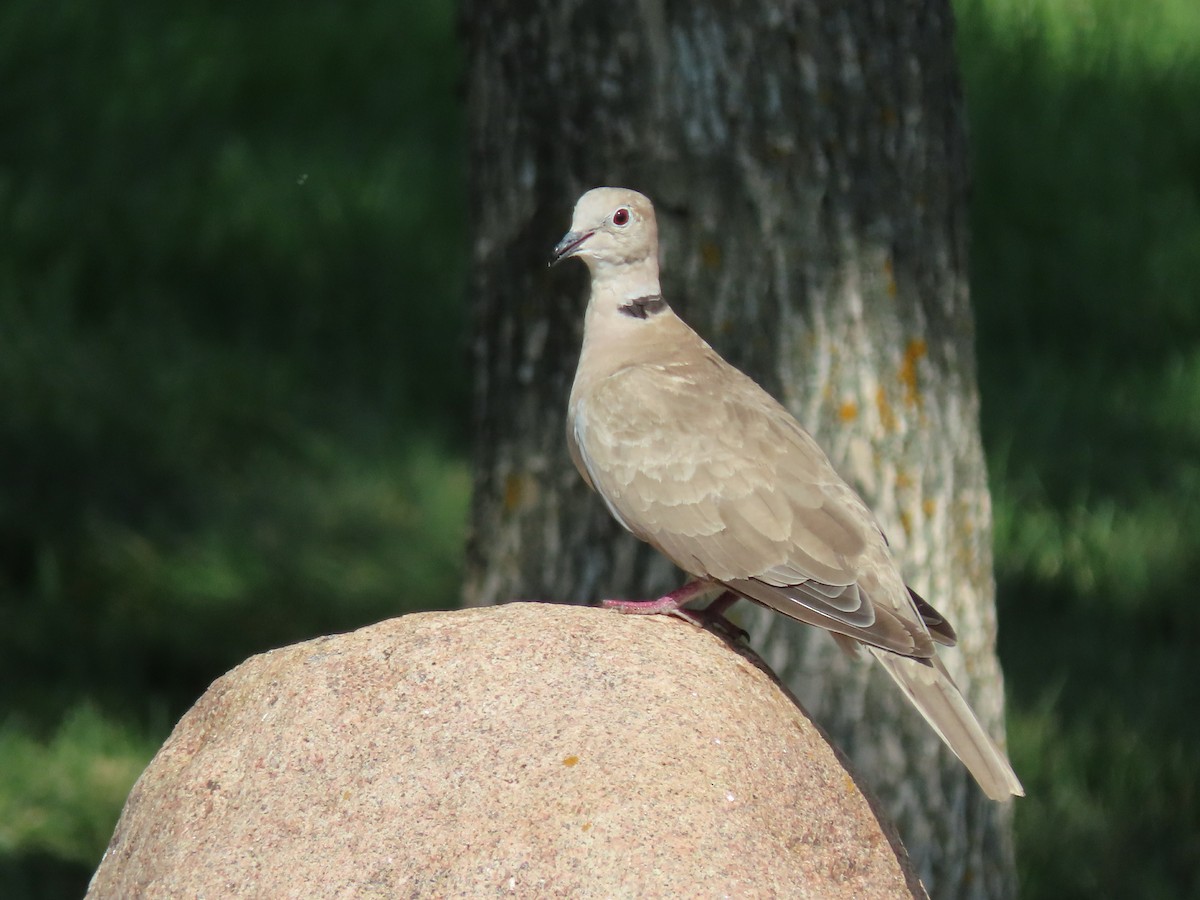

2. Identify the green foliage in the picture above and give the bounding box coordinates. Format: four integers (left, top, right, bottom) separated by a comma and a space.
0, 705, 159, 865
957, 0, 1200, 895
0, 0, 469, 893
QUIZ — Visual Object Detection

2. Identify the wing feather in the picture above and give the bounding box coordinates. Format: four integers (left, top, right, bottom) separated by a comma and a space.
572, 355, 934, 656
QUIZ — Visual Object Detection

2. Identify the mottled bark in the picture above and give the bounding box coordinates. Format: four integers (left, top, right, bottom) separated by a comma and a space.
462, 1, 1016, 897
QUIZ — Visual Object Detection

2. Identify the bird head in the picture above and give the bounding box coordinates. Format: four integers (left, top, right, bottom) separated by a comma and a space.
550, 187, 658, 272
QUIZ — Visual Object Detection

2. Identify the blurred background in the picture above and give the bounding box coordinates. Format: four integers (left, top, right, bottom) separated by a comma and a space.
0, 0, 1196, 897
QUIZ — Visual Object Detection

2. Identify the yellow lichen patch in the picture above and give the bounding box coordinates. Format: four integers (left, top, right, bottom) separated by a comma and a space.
503, 473, 523, 511
898, 509, 913, 538
581, 822, 592, 831
838, 400, 858, 422
875, 385, 896, 431
700, 240, 721, 269
562, 755, 580, 767
883, 256, 897, 297
895, 468, 914, 490
898, 338, 927, 408
922, 498, 937, 518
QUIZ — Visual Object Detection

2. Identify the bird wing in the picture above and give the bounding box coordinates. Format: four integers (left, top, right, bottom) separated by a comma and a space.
571, 352, 935, 657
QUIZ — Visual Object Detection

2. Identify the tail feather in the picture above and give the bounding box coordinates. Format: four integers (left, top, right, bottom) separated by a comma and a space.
869, 648, 1024, 800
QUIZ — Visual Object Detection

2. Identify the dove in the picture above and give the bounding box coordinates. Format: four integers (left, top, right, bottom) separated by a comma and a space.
551, 186, 1023, 801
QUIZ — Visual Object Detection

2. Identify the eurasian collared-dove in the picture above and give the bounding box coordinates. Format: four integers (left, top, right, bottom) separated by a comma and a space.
551, 186, 1023, 801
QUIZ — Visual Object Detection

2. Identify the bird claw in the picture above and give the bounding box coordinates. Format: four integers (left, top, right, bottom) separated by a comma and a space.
686, 592, 750, 641
669, 605, 750, 643
599, 579, 718, 615
600, 588, 748, 642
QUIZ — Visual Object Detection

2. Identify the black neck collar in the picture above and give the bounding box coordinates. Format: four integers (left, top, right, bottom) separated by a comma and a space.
618, 294, 668, 319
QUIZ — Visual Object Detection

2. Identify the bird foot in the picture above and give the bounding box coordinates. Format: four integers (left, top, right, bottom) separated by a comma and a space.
599, 579, 716, 615
601, 585, 748, 642
675, 592, 749, 642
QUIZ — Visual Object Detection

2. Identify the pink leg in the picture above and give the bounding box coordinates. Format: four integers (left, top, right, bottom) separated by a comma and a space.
600, 579, 718, 615
602, 584, 749, 641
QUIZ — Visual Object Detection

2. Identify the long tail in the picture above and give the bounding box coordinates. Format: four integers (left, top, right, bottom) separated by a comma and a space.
869, 648, 1024, 800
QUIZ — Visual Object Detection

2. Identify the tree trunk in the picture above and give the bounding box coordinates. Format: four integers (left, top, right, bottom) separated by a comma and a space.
461, 1, 1017, 897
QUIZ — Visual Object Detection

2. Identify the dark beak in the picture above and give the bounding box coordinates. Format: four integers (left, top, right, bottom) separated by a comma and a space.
549, 229, 593, 267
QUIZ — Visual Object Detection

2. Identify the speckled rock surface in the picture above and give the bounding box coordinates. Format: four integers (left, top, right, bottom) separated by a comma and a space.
88, 602, 924, 898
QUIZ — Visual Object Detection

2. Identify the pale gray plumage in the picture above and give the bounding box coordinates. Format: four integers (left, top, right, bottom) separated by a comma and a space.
553, 186, 1023, 801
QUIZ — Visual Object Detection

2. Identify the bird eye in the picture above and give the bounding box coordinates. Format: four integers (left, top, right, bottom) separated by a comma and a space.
611, 207, 631, 227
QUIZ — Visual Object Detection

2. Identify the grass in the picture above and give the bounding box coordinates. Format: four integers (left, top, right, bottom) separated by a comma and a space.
0, 706, 163, 899
957, 0, 1200, 895
1, 0, 1198, 897
0, 706, 161, 867
0, 1, 470, 894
